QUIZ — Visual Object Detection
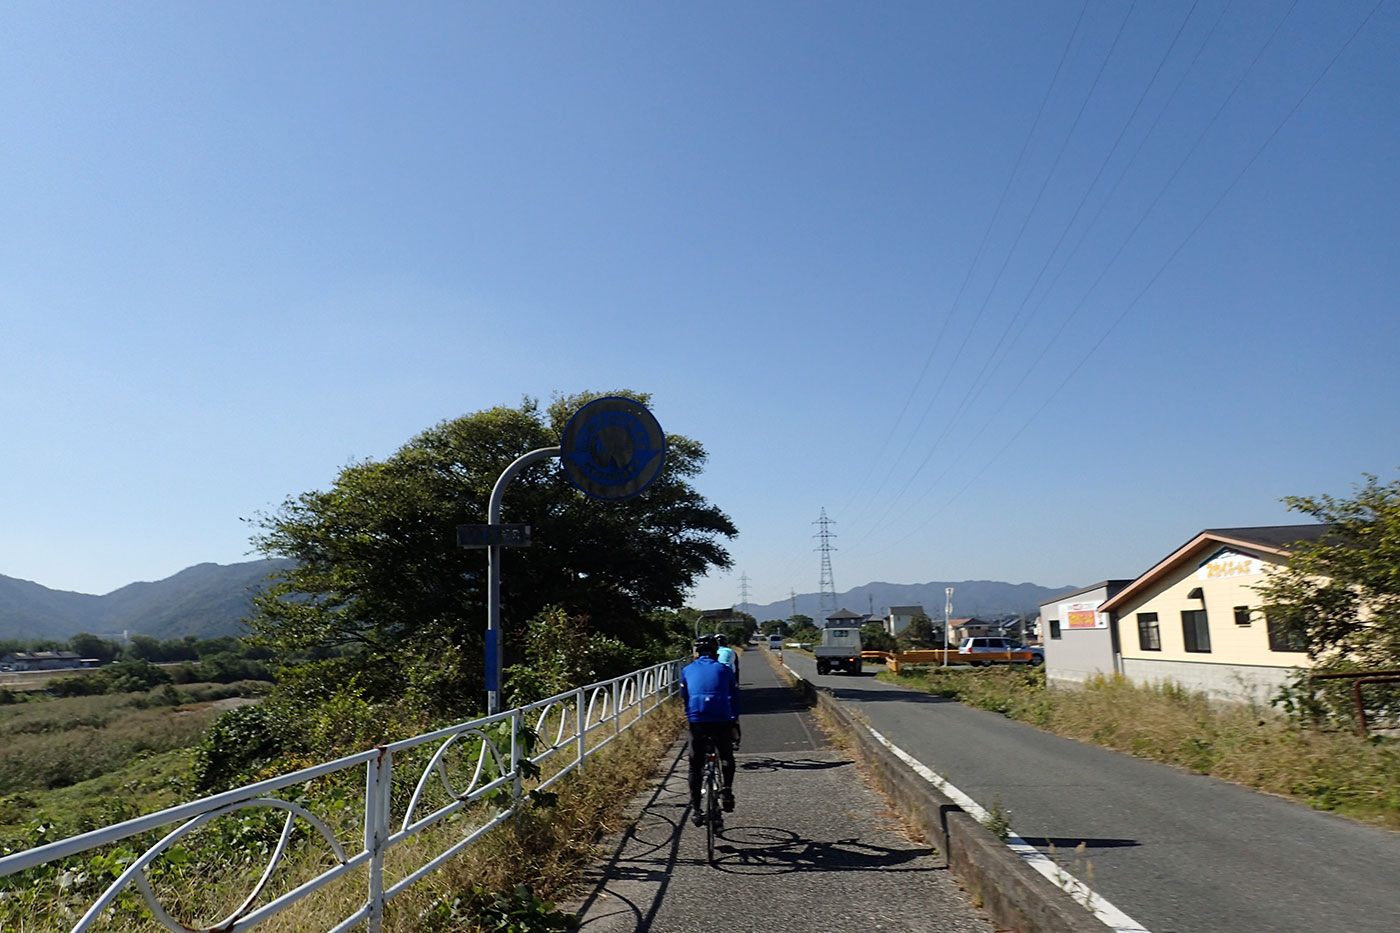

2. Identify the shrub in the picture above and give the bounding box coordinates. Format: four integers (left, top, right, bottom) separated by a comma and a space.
192, 704, 293, 793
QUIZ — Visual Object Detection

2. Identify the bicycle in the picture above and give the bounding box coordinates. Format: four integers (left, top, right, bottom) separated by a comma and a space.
698, 742, 722, 865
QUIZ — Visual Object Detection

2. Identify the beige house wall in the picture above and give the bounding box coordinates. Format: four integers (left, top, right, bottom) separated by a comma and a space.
1115, 547, 1311, 681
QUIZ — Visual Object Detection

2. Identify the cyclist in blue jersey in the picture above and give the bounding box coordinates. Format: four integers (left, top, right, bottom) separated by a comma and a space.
715, 633, 739, 682
680, 634, 740, 825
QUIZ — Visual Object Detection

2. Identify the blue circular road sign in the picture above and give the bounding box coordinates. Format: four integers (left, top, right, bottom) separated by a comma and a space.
561, 397, 666, 500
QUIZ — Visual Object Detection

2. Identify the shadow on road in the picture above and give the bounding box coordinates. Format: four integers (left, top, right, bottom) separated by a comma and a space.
1031, 836, 1141, 850
707, 823, 941, 876
738, 756, 852, 773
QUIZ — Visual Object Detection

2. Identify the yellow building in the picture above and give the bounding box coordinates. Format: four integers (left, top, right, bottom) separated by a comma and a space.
1099, 525, 1332, 703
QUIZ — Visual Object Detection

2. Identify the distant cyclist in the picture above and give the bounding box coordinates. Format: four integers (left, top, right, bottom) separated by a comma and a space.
680, 634, 740, 824
715, 633, 739, 682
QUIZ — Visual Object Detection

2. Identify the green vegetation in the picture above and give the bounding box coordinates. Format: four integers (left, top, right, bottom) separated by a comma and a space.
246, 392, 734, 721
1257, 471, 1400, 723
881, 666, 1400, 829
0, 685, 267, 797
1, 693, 684, 933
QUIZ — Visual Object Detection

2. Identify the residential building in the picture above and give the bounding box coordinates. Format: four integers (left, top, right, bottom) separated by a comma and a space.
1039, 581, 1132, 687
886, 605, 925, 637
948, 618, 998, 643
823, 608, 863, 629
1099, 525, 1331, 703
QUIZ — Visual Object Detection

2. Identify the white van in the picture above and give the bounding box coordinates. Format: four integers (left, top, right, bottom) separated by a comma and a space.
768, 634, 783, 649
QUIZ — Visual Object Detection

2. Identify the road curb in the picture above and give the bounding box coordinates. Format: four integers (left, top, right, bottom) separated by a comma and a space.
784, 665, 1109, 933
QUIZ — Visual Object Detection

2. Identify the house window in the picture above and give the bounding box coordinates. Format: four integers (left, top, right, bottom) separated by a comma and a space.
1049, 619, 1062, 640
1137, 613, 1161, 651
1234, 606, 1252, 626
1182, 609, 1211, 653
1266, 611, 1308, 653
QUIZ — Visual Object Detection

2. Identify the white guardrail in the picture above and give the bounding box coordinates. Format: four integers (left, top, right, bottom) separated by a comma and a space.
0, 658, 683, 933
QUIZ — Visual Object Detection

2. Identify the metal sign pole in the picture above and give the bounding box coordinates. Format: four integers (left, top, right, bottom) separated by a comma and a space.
486, 447, 559, 715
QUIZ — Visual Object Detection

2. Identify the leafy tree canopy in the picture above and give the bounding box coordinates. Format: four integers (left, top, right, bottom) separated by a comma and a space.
248, 392, 736, 712
1258, 472, 1400, 670
860, 622, 897, 653
897, 612, 940, 650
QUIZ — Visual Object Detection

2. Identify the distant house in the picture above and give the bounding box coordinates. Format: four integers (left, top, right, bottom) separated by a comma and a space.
0, 650, 85, 672
886, 605, 925, 637
948, 618, 998, 643
823, 608, 863, 629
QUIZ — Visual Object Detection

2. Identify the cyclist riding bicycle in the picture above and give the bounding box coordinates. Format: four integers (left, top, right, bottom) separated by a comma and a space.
680, 634, 740, 825
715, 633, 739, 682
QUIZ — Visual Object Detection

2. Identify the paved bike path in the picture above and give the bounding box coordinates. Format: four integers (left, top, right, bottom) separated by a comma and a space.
565, 650, 995, 932
788, 652, 1400, 933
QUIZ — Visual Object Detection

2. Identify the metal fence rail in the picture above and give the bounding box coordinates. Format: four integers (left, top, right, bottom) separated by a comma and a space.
0, 658, 682, 932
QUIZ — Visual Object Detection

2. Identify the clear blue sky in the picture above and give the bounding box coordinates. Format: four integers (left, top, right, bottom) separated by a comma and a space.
4, 2, 1397, 616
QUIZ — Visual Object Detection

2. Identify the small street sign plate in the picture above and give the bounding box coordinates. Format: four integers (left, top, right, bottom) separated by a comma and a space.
456, 523, 532, 548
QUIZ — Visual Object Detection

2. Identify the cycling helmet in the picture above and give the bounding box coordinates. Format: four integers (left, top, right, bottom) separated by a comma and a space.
715, 634, 728, 647
694, 634, 719, 656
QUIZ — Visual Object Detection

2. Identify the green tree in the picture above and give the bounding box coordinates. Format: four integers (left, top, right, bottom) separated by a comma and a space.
67, 633, 121, 664
1258, 472, 1400, 672
897, 613, 938, 650
860, 622, 897, 653
248, 392, 736, 716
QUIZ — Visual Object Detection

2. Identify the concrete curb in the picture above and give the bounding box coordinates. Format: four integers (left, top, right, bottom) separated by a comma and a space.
786, 669, 1110, 933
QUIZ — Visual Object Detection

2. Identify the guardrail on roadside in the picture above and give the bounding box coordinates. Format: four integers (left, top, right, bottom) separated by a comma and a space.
0, 658, 682, 933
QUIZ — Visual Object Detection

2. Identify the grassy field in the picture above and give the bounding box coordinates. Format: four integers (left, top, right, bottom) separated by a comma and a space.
880, 665, 1400, 830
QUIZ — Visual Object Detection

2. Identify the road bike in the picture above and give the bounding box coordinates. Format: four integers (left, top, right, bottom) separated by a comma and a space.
698, 743, 722, 865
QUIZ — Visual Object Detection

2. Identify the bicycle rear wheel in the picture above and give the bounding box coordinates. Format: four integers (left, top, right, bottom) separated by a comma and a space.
704, 759, 719, 864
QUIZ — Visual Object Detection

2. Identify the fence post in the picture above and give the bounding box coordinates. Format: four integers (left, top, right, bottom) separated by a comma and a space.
613, 678, 621, 735
575, 688, 587, 773
364, 747, 391, 933
511, 708, 524, 803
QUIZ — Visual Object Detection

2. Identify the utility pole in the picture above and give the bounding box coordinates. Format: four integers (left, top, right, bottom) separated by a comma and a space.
943, 587, 954, 667
813, 508, 838, 623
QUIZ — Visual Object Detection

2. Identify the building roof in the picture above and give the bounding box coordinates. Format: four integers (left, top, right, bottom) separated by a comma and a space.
825, 608, 863, 621
1099, 524, 1334, 614
1037, 580, 1134, 607
4, 651, 81, 661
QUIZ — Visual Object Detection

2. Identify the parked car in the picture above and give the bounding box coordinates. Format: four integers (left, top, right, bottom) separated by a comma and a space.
957, 636, 1044, 666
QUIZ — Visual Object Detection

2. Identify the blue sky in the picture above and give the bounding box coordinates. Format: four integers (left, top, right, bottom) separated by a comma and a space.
3, 2, 1397, 617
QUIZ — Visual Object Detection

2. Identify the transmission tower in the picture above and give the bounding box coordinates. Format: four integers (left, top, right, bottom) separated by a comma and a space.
738, 572, 752, 616
813, 508, 838, 621
789, 588, 798, 621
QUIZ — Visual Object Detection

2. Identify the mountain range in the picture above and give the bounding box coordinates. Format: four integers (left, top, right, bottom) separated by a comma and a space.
2, 561, 1078, 645
737, 580, 1080, 623
0, 560, 294, 643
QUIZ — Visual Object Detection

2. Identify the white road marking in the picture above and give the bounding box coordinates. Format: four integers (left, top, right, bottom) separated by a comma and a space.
866, 725, 1151, 933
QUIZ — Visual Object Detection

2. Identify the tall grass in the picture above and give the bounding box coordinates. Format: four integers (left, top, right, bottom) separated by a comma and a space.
0, 692, 236, 795
882, 667, 1400, 829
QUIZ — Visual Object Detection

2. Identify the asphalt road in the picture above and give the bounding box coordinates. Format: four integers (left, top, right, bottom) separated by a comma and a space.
565, 649, 996, 932
786, 651, 1400, 933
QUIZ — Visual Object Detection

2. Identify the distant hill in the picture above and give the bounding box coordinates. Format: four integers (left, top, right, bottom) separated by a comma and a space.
0, 560, 294, 642
739, 580, 1080, 623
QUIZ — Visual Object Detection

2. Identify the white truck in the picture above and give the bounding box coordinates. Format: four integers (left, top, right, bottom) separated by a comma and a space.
814, 626, 863, 675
